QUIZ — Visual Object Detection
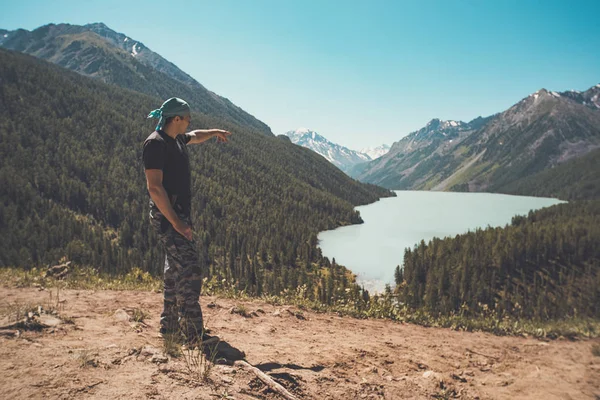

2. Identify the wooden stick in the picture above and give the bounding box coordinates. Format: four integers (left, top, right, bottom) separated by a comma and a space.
74, 381, 104, 394
235, 360, 298, 400
466, 348, 500, 361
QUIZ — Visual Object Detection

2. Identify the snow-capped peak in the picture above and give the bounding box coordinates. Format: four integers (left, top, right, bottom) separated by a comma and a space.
283, 128, 373, 172
441, 120, 460, 128
425, 119, 463, 129
131, 42, 139, 56
360, 144, 391, 160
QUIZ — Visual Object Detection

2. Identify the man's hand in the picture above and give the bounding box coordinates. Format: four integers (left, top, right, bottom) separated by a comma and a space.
174, 219, 193, 241
186, 129, 232, 145
213, 129, 231, 143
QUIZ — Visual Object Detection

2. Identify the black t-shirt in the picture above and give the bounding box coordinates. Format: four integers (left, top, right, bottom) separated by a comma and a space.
143, 130, 192, 216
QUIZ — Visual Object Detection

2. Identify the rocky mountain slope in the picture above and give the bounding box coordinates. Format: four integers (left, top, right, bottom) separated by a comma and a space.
0, 22, 272, 135
500, 147, 600, 200
353, 85, 600, 192
285, 128, 372, 172
359, 144, 391, 160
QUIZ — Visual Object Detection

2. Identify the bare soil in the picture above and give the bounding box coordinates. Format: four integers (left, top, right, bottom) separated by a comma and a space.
0, 287, 598, 399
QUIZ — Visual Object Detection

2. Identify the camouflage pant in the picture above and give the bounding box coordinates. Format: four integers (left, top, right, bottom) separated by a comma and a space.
149, 207, 204, 337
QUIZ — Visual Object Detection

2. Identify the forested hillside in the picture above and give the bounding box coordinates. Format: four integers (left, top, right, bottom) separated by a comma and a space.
498, 147, 600, 201
0, 49, 393, 299
396, 166, 600, 321
399, 201, 600, 319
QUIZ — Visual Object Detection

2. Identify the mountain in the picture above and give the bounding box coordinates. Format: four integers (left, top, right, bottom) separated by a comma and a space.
558, 84, 600, 110
348, 117, 488, 187
0, 22, 272, 136
359, 144, 390, 160
0, 48, 394, 301
285, 128, 371, 172
500, 147, 600, 201
352, 85, 600, 192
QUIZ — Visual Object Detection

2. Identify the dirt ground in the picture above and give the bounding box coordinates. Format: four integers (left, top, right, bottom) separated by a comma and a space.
0, 287, 598, 400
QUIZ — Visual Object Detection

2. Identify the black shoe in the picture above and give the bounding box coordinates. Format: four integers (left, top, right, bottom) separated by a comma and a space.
185, 332, 220, 348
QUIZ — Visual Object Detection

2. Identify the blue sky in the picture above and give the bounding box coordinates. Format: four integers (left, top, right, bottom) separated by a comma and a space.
2, 0, 599, 150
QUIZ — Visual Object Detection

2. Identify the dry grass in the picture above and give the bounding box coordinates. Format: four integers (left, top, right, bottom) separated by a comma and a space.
131, 308, 149, 323
162, 333, 182, 358
76, 349, 99, 368
1, 301, 39, 323
178, 319, 220, 382
2, 266, 599, 339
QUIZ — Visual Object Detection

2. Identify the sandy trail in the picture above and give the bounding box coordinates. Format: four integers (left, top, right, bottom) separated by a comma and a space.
0, 287, 598, 399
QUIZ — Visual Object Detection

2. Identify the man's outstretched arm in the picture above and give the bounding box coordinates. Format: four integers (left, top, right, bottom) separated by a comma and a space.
185, 129, 232, 145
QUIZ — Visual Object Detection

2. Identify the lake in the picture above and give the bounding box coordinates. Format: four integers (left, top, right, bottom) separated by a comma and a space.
317, 191, 564, 293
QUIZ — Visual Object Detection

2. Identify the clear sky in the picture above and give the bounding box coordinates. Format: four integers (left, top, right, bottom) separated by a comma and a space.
2, 0, 599, 150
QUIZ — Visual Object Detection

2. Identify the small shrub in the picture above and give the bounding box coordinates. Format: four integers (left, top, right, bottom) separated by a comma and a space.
131, 308, 149, 323
162, 333, 182, 358
77, 349, 98, 368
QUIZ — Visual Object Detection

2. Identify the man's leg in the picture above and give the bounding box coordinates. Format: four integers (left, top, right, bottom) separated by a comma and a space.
165, 230, 204, 340
160, 254, 179, 334
150, 209, 181, 335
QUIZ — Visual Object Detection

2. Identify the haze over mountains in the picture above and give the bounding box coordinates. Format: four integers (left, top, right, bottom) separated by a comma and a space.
285, 128, 382, 171
351, 85, 600, 196
359, 144, 391, 160
284, 128, 390, 172
284, 83, 599, 192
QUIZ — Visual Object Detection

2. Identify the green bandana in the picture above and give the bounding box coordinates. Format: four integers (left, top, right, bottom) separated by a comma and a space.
147, 97, 191, 130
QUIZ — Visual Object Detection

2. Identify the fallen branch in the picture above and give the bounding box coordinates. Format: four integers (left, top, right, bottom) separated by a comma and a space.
466, 348, 500, 361
74, 380, 104, 394
235, 360, 298, 400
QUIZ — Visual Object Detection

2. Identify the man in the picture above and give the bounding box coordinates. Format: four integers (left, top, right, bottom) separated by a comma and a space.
143, 97, 231, 344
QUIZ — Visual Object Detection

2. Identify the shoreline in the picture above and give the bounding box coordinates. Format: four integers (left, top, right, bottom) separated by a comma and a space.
317, 190, 565, 292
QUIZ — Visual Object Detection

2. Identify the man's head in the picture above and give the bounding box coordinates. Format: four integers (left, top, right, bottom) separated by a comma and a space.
164, 114, 191, 134
147, 97, 191, 133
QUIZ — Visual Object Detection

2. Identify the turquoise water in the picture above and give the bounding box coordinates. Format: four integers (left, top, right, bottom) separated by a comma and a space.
317, 191, 564, 292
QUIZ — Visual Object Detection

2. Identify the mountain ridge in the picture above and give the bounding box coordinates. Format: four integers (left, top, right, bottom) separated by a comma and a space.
352, 84, 600, 192
284, 128, 377, 172
0, 22, 273, 136
360, 144, 391, 160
